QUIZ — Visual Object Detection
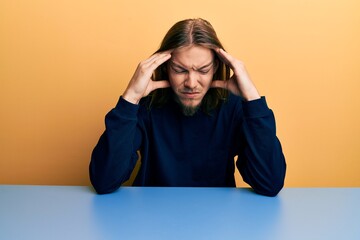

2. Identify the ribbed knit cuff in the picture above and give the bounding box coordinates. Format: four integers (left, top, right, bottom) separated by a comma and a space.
242, 96, 271, 118
114, 96, 140, 118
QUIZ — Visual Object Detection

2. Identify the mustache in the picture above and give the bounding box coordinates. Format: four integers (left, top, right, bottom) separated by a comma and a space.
179, 88, 201, 93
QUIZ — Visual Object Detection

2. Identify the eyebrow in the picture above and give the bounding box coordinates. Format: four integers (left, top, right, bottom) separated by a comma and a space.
170, 61, 213, 70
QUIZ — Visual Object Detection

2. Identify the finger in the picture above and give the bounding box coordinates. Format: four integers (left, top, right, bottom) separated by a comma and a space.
145, 53, 172, 71
211, 80, 227, 89
149, 53, 171, 71
151, 80, 170, 90
136, 53, 171, 79
216, 48, 236, 68
143, 50, 173, 65
145, 80, 170, 97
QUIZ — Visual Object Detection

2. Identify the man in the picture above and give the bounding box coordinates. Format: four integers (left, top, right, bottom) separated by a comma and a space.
90, 18, 286, 196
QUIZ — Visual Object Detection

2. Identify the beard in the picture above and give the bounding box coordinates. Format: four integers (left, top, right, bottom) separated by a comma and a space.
180, 102, 201, 116
172, 94, 201, 116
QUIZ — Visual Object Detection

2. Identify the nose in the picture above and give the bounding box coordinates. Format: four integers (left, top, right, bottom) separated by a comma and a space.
184, 71, 198, 89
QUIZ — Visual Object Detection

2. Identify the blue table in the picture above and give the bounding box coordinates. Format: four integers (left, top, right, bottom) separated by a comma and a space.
1, 186, 359, 240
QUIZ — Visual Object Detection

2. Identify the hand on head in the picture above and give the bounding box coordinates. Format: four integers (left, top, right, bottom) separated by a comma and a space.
123, 50, 172, 104
211, 48, 260, 101
123, 47, 261, 105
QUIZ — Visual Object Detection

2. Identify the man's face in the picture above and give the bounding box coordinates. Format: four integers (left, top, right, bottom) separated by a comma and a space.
167, 45, 216, 115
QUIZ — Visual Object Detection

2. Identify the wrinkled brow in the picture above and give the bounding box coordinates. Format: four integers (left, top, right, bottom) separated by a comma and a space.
170, 61, 213, 70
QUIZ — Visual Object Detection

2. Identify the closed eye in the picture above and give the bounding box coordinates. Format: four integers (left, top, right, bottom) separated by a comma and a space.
170, 64, 187, 74
198, 69, 211, 74
169, 61, 213, 74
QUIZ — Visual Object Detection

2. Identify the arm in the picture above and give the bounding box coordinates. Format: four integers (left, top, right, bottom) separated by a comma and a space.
237, 97, 286, 196
89, 97, 141, 194
90, 51, 172, 194
212, 49, 286, 196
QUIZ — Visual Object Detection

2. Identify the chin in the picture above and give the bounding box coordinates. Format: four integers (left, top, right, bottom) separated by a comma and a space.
181, 101, 200, 108
178, 100, 202, 116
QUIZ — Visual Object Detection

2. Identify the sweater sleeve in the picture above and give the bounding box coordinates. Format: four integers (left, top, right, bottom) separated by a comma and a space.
89, 97, 142, 194
236, 97, 286, 197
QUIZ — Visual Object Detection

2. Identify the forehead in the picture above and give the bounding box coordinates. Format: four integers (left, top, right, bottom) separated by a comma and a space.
171, 45, 214, 67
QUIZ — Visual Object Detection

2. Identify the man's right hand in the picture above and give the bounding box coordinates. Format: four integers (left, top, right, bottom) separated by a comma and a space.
122, 51, 172, 104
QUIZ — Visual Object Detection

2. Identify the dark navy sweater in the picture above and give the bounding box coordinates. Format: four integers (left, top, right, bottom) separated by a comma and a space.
90, 93, 286, 196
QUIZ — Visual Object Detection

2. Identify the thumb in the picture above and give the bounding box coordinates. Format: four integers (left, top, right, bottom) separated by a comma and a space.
211, 80, 227, 90
145, 80, 170, 97
151, 80, 170, 91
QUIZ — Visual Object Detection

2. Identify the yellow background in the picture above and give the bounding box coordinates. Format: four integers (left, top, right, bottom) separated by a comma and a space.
1, 0, 359, 187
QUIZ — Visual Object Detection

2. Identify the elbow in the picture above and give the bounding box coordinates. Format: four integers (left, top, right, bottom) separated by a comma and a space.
258, 159, 287, 197
249, 168, 286, 197
244, 173, 286, 197
93, 187, 116, 195
91, 180, 119, 195
254, 172, 286, 197
269, 183, 284, 197
89, 161, 121, 195
90, 171, 120, 195
255, 182, 284, 197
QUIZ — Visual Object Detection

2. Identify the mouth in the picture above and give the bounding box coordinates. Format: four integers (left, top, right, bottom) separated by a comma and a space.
181, 92, 200, 99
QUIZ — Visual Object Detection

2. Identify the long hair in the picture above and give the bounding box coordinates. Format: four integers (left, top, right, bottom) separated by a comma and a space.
150, 18, 231, 113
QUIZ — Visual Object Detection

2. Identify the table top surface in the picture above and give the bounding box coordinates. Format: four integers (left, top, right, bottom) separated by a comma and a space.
1, 185, 359, 240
